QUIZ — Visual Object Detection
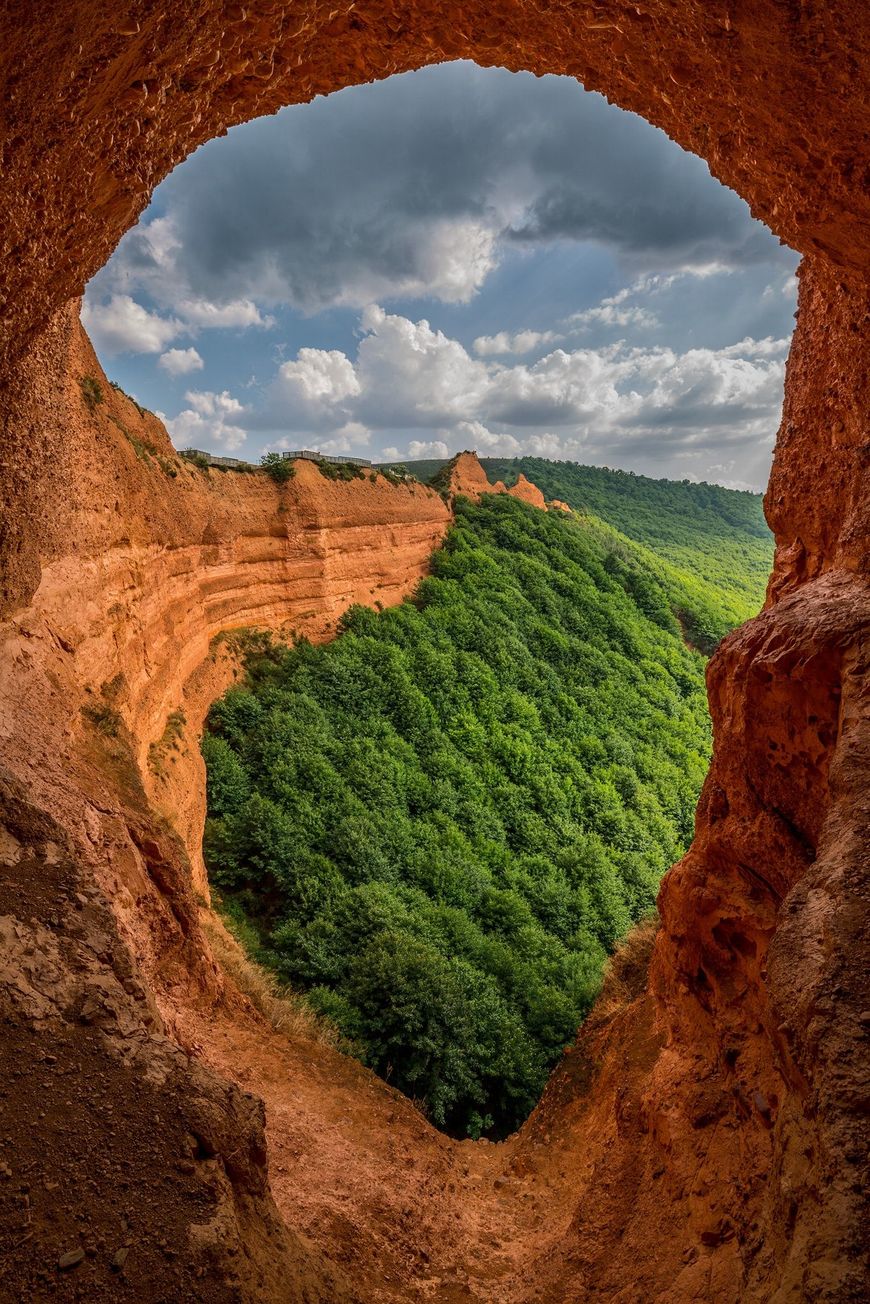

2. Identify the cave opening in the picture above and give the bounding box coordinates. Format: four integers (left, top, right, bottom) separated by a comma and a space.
83, 61, 797, 492
2, 5, 867, 1298
77, 62, 794, 1140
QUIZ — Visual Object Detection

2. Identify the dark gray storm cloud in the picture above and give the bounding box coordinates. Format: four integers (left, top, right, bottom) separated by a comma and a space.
103, 62, 787, 314
507, 188, 776, 267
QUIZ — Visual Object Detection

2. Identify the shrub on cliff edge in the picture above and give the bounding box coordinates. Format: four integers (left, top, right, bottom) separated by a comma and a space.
261, 452, 296, 484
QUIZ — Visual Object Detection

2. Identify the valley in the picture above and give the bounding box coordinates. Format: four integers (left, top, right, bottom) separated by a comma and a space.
203, 478, 760, 1136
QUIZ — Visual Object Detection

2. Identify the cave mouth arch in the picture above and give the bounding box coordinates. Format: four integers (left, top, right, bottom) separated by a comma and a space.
3, 0, 869, 378
3, 4, 868, 617
69, 55, 795, 1145
1, 5, 868, 1301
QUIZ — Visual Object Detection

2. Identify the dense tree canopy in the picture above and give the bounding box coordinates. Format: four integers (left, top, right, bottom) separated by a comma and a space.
203, 493, 741, 1136
482, 457, 772, 626
382, 456, 773, 644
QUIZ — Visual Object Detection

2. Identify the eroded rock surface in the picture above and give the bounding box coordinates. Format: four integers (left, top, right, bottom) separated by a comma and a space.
1, 3, 868, 1301
446, 451, 548, 507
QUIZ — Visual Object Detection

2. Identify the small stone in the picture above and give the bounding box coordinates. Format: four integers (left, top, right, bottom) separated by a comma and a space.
110, 1246, 129, 1271
58, 1248, 85, 1270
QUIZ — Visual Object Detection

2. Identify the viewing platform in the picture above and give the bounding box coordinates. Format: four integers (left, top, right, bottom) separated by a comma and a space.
281, 449, 373, 468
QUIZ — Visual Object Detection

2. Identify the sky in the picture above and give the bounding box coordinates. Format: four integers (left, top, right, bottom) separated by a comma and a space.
84, 62, 799, 491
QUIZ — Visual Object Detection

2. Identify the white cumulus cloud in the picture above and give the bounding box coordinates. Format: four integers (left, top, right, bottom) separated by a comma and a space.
175, 298, 274, 330
252, 305, 786, 489
83, 215, 275, 355
408, 440, 451, 460
81, 295, 181, 356
568, 303, 658, 330
354, 306, 491, 428
473, 330, 562, 357
159, 347, 204, 376
452, 420, 524, 456
279, 349, 361, 404
409, 219, 499, 305
165, 389, 248, 452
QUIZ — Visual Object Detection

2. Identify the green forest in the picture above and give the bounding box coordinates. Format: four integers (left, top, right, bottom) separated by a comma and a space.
202, 478, 772, 1137
482, 457, 771, 614
381, 455, 773, 644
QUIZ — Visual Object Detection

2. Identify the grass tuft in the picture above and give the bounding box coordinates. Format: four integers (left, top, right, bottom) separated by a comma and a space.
80, 376, 103, 411
587, 911, 659, 1027
202, 910, 346, 1049
148, 708, 187, 776
81, 702, 122, 737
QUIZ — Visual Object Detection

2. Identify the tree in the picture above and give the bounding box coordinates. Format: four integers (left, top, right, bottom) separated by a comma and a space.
347, 932, 477, 1128
260, 451, 296, 483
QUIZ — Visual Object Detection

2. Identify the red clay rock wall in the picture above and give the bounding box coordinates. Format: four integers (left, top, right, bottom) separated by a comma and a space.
766, 261, 870, 591
506, 473, 547, 510
446, 450, 503, 502
447, 450, 548, 507
1, 3, 869, 1301
0, 307, 449, 938
0, 312, 448, 1299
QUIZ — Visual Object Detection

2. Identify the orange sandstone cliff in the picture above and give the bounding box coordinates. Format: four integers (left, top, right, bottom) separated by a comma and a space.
506, 472, 547, 510
446, 449, 503, 502
446, 451, 548, 508
1, 3, 869, 1303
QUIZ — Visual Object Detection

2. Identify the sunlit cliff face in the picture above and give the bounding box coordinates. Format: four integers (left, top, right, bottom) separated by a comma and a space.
0, 3, 868, 1301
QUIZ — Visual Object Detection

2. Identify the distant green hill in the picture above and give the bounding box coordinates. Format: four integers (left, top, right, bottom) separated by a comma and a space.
204, 495, 718, 1138
481, 457, 772, 622
377, 457, 448, 485
378, 455, 774, 648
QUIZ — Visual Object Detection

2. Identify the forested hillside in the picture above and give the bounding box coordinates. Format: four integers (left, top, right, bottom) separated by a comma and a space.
379, 456, 773, 638
482, 457, 772, 619
203, 495, 717, 1137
